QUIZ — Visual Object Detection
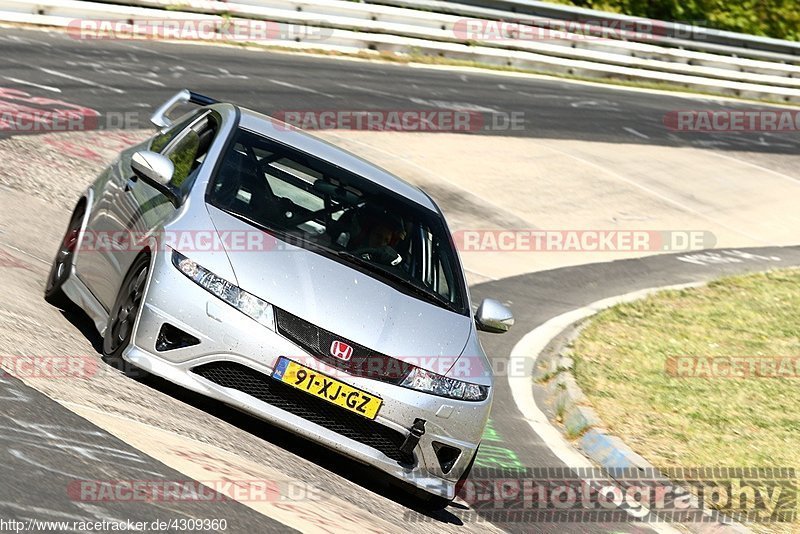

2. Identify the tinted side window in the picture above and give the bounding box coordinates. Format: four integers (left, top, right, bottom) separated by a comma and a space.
162, 111, 219, 195
149, 111, 202, 153
166, 129, 202, 187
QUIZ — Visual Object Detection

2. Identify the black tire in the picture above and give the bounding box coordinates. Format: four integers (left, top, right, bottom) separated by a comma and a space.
102, 253, 151, 378
44, 204, 85, 308
454, 444, 479, 497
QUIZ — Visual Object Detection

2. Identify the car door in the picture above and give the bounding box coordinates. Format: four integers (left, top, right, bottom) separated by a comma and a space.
81, 110, 218, 310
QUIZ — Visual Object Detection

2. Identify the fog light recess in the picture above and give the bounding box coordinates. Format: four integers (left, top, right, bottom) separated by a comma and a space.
432, 441, 461, 474
156, 323, 200, 352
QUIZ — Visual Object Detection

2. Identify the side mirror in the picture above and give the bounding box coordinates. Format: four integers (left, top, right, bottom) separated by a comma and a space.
475, 298, 514, 334
131, 151, 179, 207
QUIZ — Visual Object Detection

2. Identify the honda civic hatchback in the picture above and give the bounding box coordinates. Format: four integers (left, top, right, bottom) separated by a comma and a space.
45, 90, 514, 507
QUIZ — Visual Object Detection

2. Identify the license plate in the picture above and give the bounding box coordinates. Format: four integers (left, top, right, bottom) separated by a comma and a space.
271, 357, 383, 420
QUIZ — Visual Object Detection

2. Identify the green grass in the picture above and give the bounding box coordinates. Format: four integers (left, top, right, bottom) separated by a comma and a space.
572, 268, 800, 530
545, 0, 800, 41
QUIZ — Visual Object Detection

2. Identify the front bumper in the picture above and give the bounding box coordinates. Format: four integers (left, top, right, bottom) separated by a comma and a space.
127, 249, 490, 498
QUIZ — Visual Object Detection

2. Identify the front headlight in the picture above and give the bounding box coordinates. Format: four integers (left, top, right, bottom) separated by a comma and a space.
171, 250, 275, 330
400, 366, 489, 401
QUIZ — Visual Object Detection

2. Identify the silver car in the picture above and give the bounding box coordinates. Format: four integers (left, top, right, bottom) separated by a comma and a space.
44, 90, 514, 507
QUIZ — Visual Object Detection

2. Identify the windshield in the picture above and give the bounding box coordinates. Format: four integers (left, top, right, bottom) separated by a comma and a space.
207, 128, 468, 314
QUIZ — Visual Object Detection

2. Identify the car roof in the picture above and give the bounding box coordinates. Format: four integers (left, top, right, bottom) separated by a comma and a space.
234, 107, 439, 212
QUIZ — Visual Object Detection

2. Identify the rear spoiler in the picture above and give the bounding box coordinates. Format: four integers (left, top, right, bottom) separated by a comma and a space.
150, 89, 220, 129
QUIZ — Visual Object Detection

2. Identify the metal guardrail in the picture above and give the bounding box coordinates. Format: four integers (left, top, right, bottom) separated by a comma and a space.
370, 0, 800, 65
1, 0, 799, 102
83, 0, 800, 83
426, 0, 800, 57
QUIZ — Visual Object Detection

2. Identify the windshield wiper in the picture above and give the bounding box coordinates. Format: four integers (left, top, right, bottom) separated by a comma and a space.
337, 251, 456, 312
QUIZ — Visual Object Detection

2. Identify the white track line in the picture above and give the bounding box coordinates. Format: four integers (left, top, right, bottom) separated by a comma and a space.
37, 68, 125, 94
508, 283, 704, 533
709, 151, 800, 185
0, 240, 50, 265
623, 126, 650, 139
2, 77, 61, 93
270, 79, 336, 99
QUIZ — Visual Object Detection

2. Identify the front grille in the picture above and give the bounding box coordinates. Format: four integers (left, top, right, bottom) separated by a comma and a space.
274, 307, 412, 384
192, 361, 414, 465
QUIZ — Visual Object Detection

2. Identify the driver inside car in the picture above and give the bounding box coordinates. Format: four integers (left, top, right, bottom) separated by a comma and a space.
348, 210, 406, 267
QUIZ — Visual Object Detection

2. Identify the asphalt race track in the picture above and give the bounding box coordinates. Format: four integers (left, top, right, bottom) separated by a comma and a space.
0, 24, 798, 534
1, 27, 799, 155
0, 373, 290, 532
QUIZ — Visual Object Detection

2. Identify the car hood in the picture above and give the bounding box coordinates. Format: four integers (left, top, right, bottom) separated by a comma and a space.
206, 206, 472, 369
